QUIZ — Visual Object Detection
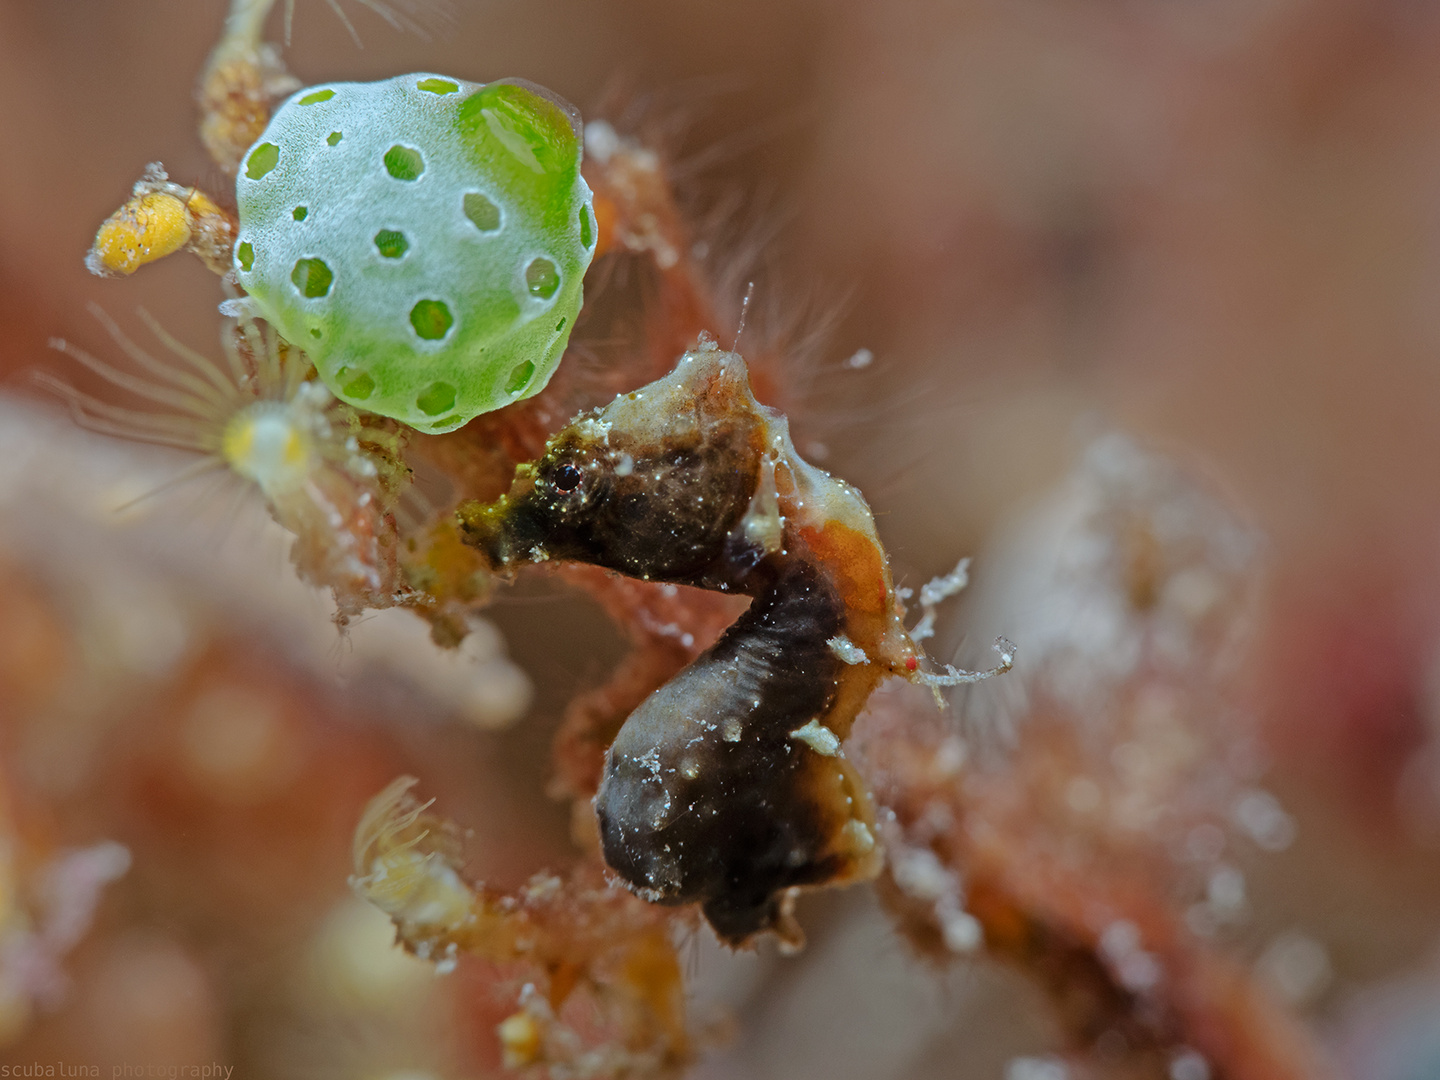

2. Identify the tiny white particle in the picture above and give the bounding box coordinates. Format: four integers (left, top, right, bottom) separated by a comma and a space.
789, 719, 840, 756
827, 635, 868, 665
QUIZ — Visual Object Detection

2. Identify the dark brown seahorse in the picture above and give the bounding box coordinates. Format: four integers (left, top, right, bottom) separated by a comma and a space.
458, 335, 925, 945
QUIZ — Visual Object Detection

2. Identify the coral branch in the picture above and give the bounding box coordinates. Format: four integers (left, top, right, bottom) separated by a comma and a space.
352, 777, 692, 1077
850, 437, 1334, 1079
858, 685, 1332, 1080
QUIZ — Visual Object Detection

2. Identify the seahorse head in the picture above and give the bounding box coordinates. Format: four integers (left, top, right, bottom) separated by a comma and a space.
459, 341, 770, 585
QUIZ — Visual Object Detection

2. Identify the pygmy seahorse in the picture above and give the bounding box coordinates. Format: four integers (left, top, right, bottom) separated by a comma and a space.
459, 335, 1001, 945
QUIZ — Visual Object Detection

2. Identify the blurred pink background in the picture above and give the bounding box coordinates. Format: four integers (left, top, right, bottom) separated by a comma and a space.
3, 1, 1440, 1076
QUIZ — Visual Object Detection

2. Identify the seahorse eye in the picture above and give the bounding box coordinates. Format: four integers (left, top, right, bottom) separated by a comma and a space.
554, 463, 583, 492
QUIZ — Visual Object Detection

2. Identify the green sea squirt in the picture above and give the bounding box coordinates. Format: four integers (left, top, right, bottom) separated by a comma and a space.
234, 73, 597, 432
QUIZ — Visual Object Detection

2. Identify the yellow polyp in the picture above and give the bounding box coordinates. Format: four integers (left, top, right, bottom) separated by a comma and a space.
89, 192, 192, 276
350, 778, 477, 938
221, 414, 254, 467
184, 188, 225, 220
497, 1012, 543, 1069
360, 846, 476, 934
221, 404, 312, 496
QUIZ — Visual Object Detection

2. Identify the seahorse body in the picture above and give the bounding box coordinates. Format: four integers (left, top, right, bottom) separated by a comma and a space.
459, 337, 918, 943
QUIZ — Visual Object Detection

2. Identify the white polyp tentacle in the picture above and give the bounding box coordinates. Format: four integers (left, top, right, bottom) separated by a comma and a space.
914, 638, 1017, 705
910, 557, 971, 643
217, 296, 262, 321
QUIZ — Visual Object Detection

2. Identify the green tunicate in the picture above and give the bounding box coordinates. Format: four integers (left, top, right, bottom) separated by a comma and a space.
233, 73, 594, 432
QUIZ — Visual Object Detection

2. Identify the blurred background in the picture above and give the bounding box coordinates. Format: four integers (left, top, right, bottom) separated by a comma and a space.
3, 0, 1440, 1077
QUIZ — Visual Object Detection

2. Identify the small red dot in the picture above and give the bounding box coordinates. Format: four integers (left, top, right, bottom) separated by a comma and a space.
905, 656, 918, 672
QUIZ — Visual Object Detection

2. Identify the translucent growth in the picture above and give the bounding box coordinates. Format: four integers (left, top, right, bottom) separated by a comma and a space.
938, 435, 1286, 918
351, 778, 691, 1077
41, 307, 413, 623
86, 165, 237, 278
234, 73, 596, 432
964, 432, 1261, 735
0, 834, 130, 1043
945, 433, 1285, 918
